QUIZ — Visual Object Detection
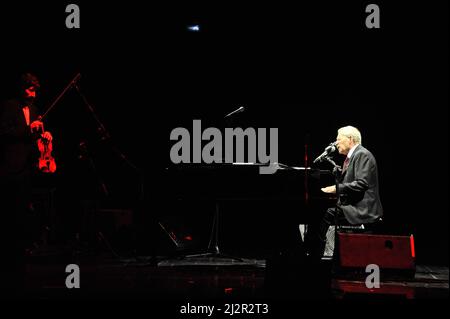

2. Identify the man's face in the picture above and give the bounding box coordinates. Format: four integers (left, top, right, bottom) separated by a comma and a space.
24, 85, 37, 102
336, 134, 353, 155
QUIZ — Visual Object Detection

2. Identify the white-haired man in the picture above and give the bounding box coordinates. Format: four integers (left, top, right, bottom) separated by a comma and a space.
307, 126, 383, 260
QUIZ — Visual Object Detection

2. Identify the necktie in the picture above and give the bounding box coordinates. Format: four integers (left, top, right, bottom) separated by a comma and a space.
343, 157, 350, 171
22, 106, 30, 126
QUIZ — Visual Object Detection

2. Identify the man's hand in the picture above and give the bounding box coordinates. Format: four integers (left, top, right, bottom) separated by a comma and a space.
41, 131, 53, 142
321, 185, 336, 194
30, 120, 44, 133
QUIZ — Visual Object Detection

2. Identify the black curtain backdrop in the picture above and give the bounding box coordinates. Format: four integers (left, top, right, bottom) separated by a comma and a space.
1, 1, 448, 265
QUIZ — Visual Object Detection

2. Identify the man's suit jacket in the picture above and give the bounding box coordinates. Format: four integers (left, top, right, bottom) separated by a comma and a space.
0, 99, 39, 177
338, 144, 383, 225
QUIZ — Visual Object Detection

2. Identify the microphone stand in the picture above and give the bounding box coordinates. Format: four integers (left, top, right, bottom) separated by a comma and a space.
224, 106, 244, 119
223, 105, 246, 128
72, 82, 146, 262
181, 106, 247, 262
73, 83, 144, 201
78, 141, 109, 197
323, 155, 342, 259
40, 73, 81, 121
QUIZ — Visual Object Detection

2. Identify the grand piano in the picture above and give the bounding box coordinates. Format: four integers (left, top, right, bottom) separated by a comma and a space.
165, 162, 335, 208
160, 162, 336, 258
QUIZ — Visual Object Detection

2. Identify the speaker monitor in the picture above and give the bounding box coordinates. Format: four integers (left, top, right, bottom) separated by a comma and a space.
335, 233, 416, 279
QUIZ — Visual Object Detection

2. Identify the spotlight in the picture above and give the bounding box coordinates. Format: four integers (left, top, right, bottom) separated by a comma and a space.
187, 25, 200, 32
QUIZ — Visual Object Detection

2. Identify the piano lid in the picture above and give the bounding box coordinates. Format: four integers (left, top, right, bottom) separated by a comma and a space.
164, 162, 335, 201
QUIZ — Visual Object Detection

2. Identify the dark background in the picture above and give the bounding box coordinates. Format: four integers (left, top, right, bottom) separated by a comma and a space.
1, 1, 448, 265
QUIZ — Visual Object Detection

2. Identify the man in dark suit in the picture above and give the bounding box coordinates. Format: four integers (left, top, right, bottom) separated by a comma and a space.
307, 125, 383, 260
0, 72, 53, 298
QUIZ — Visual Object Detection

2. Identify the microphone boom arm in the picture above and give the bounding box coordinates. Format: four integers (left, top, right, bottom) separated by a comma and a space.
224, 106, 245, 118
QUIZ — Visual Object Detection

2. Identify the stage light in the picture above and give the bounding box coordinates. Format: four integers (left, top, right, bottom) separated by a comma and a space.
187, 25, 200, 32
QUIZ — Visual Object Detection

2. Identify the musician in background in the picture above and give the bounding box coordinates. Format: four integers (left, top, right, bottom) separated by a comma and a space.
0, 72, 53, 298
307, 126, 383, 260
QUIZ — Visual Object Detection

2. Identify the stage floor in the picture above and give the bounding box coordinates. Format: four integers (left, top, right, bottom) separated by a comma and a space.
21, 251, 448, 300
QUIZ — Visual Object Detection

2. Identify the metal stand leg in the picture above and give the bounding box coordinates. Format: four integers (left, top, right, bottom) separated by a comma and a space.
183, 202, 243, 261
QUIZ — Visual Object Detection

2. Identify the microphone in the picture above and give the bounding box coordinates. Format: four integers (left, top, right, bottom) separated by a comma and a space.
224, 106, 245, 118
313, 142, 338, 164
